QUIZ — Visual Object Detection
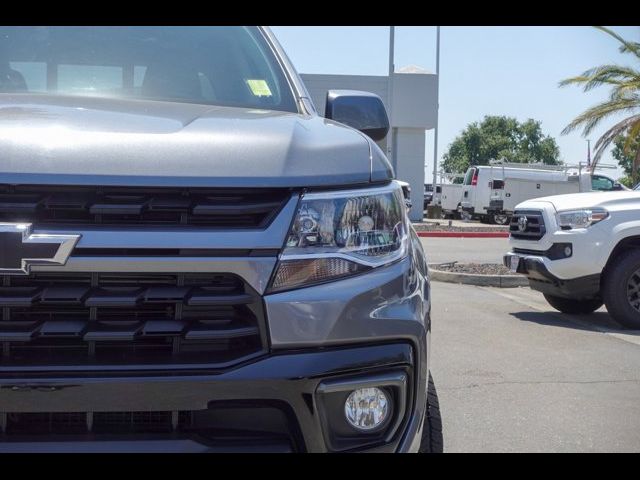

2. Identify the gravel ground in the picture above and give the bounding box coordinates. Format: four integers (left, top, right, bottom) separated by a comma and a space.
432, 262, 517, 276
413, 223, 509, 233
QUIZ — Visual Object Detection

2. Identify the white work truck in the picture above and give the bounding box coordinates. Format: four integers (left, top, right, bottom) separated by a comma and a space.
461, 163, 625, 225
437, 183, 464, 218
461, 164, 592, 225
504, 186, 640, 329
433, 173, 465, 218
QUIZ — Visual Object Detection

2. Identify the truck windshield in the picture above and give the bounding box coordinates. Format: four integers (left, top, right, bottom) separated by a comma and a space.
0, 26, 298, 113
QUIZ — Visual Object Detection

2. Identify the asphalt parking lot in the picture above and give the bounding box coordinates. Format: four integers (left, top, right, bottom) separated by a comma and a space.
432, 283, 640, 453
425, 237, 640, 452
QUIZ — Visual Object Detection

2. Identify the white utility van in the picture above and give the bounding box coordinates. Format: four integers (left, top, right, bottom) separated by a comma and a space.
461, 164, 594, 224
437, 183, 464, 218
433, 172, 465, 218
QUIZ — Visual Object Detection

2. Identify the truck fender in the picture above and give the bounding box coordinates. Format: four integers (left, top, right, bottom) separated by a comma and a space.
601, 221, 640, 271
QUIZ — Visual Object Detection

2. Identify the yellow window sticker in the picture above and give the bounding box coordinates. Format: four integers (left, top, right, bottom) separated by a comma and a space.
246, 79, 273, 97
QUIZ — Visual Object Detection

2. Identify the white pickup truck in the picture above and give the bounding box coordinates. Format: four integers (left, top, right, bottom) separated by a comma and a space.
504, 186, 640, 328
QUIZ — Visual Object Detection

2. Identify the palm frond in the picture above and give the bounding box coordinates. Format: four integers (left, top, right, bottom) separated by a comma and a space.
621, 43, 640, 55
562, 28, 640, 171
594, 26, 640, 59
591, 115, 640, 167
610, 81, 640, 100
561, 96, 640, 136
623, 119, 640, 154
593, 115, 640, 151
559, 65, 640, 92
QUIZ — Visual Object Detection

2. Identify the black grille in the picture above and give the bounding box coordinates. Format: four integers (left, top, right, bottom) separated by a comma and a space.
0, 272, 266, 368
0, 404, 301, 451
510, 210, 546, 240
0, 185, 290, 228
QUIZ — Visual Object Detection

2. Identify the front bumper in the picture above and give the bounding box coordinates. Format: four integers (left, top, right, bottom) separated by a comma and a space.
508, 203, 611, 280
0, 343, 424, 452
504, 253, 601, 299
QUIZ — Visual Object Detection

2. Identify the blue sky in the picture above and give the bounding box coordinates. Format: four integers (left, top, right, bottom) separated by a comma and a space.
270, 26, 640, 180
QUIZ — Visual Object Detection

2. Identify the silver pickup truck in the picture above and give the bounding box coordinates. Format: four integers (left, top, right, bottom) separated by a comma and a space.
0, 26, 438, 452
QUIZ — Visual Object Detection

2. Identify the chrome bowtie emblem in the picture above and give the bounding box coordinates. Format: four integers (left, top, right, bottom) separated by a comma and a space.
0, 223, 81, 275
517, 216, 528, 232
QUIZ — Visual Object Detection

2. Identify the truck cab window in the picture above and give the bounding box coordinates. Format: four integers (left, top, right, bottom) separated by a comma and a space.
463, 168, 476, 185
591, 175, 614, 191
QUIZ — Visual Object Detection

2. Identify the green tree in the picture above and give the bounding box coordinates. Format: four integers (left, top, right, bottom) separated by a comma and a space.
612, 132, 640, 179
617, 175, 636, 188
441, 115, 561, 173
559, 26, 640, 180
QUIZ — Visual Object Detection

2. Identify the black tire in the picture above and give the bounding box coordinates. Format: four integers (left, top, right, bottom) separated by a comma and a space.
454, 204, 463, 220
602, 249, 640, 329
543, 294, 603, 314
490, 213, 510, 225
419, 374, 443, 453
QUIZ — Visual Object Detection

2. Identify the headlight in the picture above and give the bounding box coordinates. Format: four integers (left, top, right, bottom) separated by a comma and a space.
556, 208, 609, 229
268, 183, 409, 293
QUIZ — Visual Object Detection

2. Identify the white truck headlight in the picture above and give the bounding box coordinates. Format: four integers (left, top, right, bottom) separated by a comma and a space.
268, 182, 409, 293
556, 208, 609, 229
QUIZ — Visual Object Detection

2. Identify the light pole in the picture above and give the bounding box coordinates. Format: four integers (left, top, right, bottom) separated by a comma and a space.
387, 26, 395, 167
587, 139, 592, 170
431, 26, 441, 191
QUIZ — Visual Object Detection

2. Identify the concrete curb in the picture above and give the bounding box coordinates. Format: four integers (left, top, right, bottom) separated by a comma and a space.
428, 264, 529, 288
418, 231, 509, 238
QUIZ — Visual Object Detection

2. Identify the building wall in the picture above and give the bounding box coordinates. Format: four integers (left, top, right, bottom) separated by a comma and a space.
300, 72, 436, 222
390, 73, 437, 130
393, 129, 427, 220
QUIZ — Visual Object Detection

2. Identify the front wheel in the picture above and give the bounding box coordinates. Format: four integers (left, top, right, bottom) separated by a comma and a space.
490, 213, 510, 225
419, 374, 443, 453
543, 294, 603, 314
602, 249, 640, 329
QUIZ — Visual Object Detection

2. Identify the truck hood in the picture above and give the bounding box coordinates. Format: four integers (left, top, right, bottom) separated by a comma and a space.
519, 190, 640, 212
0, 94, 392, 187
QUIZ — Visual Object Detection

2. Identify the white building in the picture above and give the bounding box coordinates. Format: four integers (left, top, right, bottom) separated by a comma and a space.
301, 67, 437, 221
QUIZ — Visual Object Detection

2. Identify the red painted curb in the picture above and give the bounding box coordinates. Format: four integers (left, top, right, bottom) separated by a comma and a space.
417, 231, 509, 238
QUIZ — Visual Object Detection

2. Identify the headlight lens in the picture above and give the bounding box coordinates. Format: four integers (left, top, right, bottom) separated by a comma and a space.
556, 208, 609, 229
268, 183, 409, 293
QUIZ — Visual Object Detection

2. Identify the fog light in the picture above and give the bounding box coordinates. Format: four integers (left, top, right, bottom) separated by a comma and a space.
344, 387, 389, 431
564, 246, 572, 257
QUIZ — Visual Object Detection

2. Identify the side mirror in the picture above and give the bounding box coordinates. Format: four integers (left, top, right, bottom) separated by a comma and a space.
613, 182, 623, 191
325, 90, 390, 141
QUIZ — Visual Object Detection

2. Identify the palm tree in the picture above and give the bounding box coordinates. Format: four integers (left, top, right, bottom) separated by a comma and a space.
559, 27, 640, 182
